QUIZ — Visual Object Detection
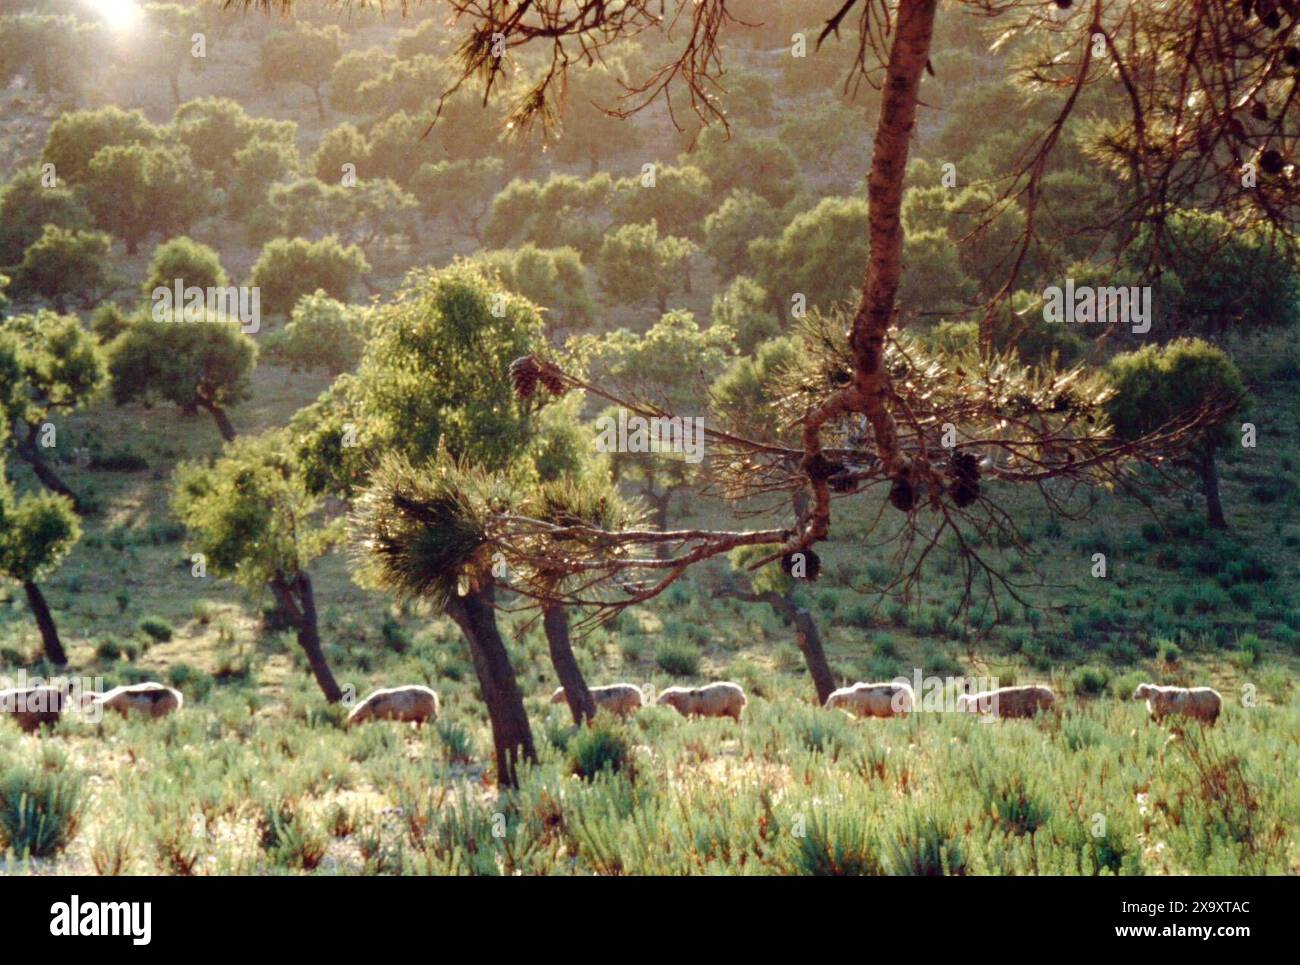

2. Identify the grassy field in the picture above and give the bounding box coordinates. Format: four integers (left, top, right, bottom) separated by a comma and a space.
0, 336, 1297, 874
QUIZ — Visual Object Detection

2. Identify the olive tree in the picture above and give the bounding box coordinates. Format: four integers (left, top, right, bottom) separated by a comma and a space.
249, 235, 370, 317
0, 311, 107, 508
0, 165, 93, 266
173, 431, 343, 701
0, 488, 82, 666
9, 226, 114, 312
82, 144, 214, 254
596, 221, 696, 314
107, 318, 257, 443
258, 22, 343, 121
1108, 339, 1246, 530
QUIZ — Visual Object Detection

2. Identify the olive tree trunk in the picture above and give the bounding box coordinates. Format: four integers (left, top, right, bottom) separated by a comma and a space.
542, 604, 595, 724
446, 584, 537, 788
24, 580, 67, 665
271, 571, 342, 702
714, 586, 836, 704
1200, 449, 1227, 530
16, 427, 81, 510
196, 396, 237, 443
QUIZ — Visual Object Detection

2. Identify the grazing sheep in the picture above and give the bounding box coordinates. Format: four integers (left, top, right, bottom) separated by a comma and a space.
83, 683, 183, 720
825, 681, 914, 719
956, 684, 1055, 719
655, 682, 747, 722
550, 683, 645, 716
345, 685, 440, 728
0, 686, 67, 733
1133, 683, 1222, 727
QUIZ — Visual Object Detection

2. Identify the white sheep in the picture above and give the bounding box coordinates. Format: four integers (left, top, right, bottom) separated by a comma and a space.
82, 683, 183, 720
0, 686, 66, 733
1133, 683, 1221, 727
345, 685, 440, 728
550, 683, 645, 716
825, 681, 914, 718
655, 682, 747, 722
956, 684, 1055, 719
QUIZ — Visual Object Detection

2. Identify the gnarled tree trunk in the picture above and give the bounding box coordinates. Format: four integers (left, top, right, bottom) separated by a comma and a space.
271, 571, 342, 702
715, 586, 836, 704
16, 427, 80, 510
24, 581, 67, 665
542, 603, 595, 724
446, 584, 537, 788
196, 395, 237, 443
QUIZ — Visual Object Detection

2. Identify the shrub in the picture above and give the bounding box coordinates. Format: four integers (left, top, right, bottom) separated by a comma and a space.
138, 617, 174, 642
436, 720, 475, 764
1068, 665, 1109, 697
569, 718, 631, 781
655, 639, 701, 677
787, 811, 881, 876
0, 759, 85, 858
167, 663, 214, 701
258, 799, 327, 871
379, 616, 411, 655
883, 814, 966, 876
980, 771, 1051, 836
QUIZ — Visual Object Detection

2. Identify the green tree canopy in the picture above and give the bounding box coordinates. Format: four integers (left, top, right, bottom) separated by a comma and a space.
0, 165, 93, 266
9, 226, 114, 312
710, 276, 780, 356
108, 318, 258, 442
473, 245, 596, 330
83, 144, 215, 254
249, 236, 370, 317
702, 189, 780, 282
41, 106, 160, 184
275, 290, 368, 377
750, 196, 868, 320
173, 429, 343, 700
143, 237, 228, 298
1107, 338, 1246, 529
257, 22, 343, 120
596, 221, 697, 314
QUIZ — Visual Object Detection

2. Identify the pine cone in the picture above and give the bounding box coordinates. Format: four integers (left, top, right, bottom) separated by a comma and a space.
509, 356, 541, 399
802, 453, 845, 482
951, 479, 980, 508
828, 472, 856, 493
889, 475, 918, 512
538, 367, 568, 397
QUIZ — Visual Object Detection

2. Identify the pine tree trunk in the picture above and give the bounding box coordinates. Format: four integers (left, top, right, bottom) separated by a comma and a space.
312, 84, 326, 121
849, 0, 939, 476
446, 585, 536, 788
647, 487, 671, 560
24, 581, 67, 665
542, 604, 595, 724
1201, 450, 1227, 530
